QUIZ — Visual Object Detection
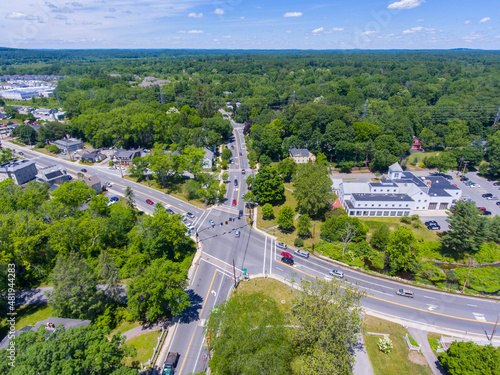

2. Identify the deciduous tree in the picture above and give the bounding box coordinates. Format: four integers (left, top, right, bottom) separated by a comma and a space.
277, 205, 294, 231
294, 162, 333, 216
253, 166, 285, 205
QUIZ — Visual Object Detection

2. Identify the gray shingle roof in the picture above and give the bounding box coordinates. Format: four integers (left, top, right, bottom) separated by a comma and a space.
389, 162, 403, 172
352, 193, 414, 202
289, 147, 311, 157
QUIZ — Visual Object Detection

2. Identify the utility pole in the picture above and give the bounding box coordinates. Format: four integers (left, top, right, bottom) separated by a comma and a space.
490, 314, 500, 341
232, 259, 237, 288
494, 106, 500, 126
292, 90, 296, 103
457, 157, 465, 176
462, 161, 469, 176
462, 258, 474, 294
206, 335, 212, 360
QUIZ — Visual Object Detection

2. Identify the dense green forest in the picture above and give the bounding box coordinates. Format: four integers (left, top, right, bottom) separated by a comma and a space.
2, 49, 499, 170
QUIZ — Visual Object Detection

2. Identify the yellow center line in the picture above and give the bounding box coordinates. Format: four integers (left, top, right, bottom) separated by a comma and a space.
177, 269, 218, 375
277, 261, 496, 325
233, 128, 242, 206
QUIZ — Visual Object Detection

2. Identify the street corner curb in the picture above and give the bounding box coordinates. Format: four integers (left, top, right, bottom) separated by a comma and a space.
251, 207, 277, 240
187, 238, 204, 285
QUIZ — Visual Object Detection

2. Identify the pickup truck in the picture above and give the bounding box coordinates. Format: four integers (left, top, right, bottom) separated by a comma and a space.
162, 352, 179, 375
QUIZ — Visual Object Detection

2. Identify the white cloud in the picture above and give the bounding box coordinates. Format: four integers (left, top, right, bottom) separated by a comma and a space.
188, 12, 202, 18
388, 0, 425, 10
187, 29, 203, 34
214, 8, 225, 15
312, 26, 344, 35
312, 27, 325, 34
6, 11, 39, 20
331, 27, 344, 32
240, 16, 245, 19
465, 20, 471, 24
362, 30, 376, 35
283, 12, 302, 17
402, 26, 423, 34
213, 38, 219, 42
178, 30, 186, 33
479, 17, 491, 23
416, 18, 424, 22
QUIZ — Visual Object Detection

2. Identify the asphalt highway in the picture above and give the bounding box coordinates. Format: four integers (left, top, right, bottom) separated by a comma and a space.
6, 125, 500, 374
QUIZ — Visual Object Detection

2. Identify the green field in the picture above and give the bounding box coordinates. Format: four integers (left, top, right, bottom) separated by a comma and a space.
407, 151, 440, 165
122, 330, 162, 368
0, 303, 52, 341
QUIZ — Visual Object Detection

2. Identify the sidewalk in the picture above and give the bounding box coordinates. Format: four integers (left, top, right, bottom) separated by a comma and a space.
407, 327, 446, 375
121, 321, 166, 341
353, 334, 374, 375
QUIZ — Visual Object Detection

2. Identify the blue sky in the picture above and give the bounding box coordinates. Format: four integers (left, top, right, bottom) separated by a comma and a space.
2, 0, 499, 49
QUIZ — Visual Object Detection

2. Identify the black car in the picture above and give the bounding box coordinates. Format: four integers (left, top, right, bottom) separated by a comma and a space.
281, 256, 294, 266
482, 193, 493, 198
483, 211, 492, 216
427, 225, 441, 230
494, 182, 500, 186
166, 209, 175, 215
460, 177, 469, 181
496, 202, 500, 206
81, 168, 87, 173
425, 220, 438, 226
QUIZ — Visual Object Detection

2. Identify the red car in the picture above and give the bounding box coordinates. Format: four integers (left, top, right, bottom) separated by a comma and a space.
478, 207, 486, 211
281, 251, 293, 259
146, 199, 154, 205
232, 199, 237, 206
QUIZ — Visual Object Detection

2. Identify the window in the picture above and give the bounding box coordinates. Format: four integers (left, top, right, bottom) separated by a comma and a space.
377, 211, 383, 216
378, 204, 381, 207
373, 189, 377, 192
370, 211, 376, 216
392, 204, 395, 207
397, 211, 403, 216
387, 189, 390, 192
390, 211, 396, 216
383, 211, 389, 216
372, 204, 374, 207
363, 211, 369, 216
406, 204, 409, 207
418, 200, 421, 202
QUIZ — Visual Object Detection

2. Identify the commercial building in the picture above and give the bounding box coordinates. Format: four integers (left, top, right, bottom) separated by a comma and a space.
52, 138, 83, 153
0, 158, 37, 185
82, 175, 102, 194
337, 162, 462, 217
37, 164, 71, 185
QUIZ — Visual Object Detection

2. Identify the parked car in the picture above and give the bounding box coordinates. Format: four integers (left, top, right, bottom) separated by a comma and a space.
184, 223, 195, 231
209, 219, 215, 226
186, 212, 195, 219
460, 177, 469, 182
396, 289, 414, 298
496, 202, 500, 206
494, 182, 500, 186
234, 179, 238, 186
487, 196, 498, 200
162, 352, 179, 375
146, 199, 154, 205
105, 182, 112, 187
483, 211, 492, 216
241, 169, 245, 174
470, 183, 480, 188
424, 220, 438, 226
276, 242, 287, 249
329, 269, 344, 278
281, 251, 293, 259
109, 196, 119, 202
464, 181, 474, 186
232, 199, 237, 206
294, 249, 310, 258
81, 168, 87, 172
427, 225, 441, 230
482, 193, 493, 198
109, 166, 117, 170
281, 256, 294, 265
477, 207, 487, 211
166, 208, 175, 215
235, 229, 240, 238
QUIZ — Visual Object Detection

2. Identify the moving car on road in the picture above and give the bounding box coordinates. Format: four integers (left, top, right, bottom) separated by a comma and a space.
235, 229, 240, 238
329, 269, 344, 278
234, 179, 238, 186
396, 289, 414, 298
281, 251, 293, 259
482, 193, 493, 198
186, 212, 195, 219
281, 257, 294, 266
483, 211, 492, 216
81, 168, 87, 172
294, 249, 310, 258
162, 352, 179, 375
276, 242, 287, 249
209, 219, 215, 226
232, 199, 237, 206
146, 199, 154, 205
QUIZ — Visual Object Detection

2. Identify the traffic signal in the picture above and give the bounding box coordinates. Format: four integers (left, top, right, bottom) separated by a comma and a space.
225, 221, 228, 225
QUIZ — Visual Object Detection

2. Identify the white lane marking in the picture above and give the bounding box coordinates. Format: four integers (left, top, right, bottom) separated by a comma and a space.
263, 237, 267, 274
467, 304, 477, 307
275, 267, 284, 272
424, 296, 437, 300
426, 304, 438, 311
270, 239, 273, 274
473, 313, 486, 321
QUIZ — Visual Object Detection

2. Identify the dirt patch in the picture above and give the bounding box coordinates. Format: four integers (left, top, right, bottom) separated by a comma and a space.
408, 351, 429, 366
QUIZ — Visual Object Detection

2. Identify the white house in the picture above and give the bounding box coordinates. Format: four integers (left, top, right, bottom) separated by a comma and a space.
337, 162, 462, 217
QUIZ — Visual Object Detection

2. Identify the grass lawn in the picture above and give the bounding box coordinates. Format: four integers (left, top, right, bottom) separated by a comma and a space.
123, 176, 208, 210
235, 277, 295, 313
362, 217, 439, 242
363, 315, 432, 375
0, 303, 53, 340
122, 330, 162, 368
407, 151, 440, 165
110, 320, 142, 337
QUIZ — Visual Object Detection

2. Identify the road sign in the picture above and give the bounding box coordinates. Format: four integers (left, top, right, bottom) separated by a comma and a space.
242, 268, 247, 277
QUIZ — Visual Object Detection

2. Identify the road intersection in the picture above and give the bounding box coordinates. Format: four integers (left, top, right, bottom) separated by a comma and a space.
5, 117, 500, 374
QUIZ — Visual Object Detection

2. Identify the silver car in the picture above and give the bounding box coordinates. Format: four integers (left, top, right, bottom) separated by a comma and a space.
329, 270, 344, 278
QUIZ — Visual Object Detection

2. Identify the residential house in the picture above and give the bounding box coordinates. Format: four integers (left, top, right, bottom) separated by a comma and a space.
289, 148, 316, 164
337, 162, 461, 217
81, 151, 105, 163
412, 136, 423, 150
37, 164, 70, 185
0, 158, 37, 185
52, 138, 83, 153
204, 149, 214, 168
0, 317, 91, 351
113, 149, 141, 165
82, 175, 102, 194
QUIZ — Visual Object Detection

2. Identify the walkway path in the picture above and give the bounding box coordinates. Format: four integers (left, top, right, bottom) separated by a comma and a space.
353, 334, 374, 375
121, 320, 167, 341
407, 327, 446, 375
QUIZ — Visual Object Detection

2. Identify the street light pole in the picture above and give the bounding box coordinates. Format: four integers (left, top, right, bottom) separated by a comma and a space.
490, 314, 500, 341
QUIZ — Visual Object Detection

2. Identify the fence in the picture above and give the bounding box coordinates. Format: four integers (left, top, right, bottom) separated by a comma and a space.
140, 327, 166, 370
403, 334, 421, 351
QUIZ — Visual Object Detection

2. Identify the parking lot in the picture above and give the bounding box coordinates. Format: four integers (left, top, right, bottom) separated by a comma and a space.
458, 172, 500, 216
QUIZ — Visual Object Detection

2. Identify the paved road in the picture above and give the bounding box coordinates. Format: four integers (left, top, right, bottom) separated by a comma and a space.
6, 138, 500, 375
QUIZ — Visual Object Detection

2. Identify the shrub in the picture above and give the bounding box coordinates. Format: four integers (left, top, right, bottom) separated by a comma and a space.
412, 219, 423, 229
377, 337, 393, 354
410, 214, 419, 221
262, 203, 274, 219
294, 237, 304, 247
400, 216, 412, 224
36, 141, 45, 148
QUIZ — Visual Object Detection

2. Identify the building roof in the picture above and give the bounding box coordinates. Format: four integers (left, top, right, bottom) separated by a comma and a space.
115, 149, 140, 159
53, 138, 82, 147
204, 149, 214, 158
369, 181, 398, 188
340, 182, 371, 194
289, 147, 312, 158
352, 193, 414, 202
83, 175, 101, 187
82, 151, 100, 159
388, 162, 403, 172
0, 158, 36, 172
44, 170, 64, 180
